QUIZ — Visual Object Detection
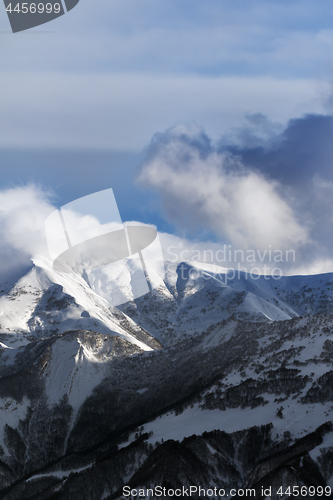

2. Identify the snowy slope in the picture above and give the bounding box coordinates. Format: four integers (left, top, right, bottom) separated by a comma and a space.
0, 258, 333, 498
0, 257, 157, 352
120, 261, 333, 345
1, 257, 333, 350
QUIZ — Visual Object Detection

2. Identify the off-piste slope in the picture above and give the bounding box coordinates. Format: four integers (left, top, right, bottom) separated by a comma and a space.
120, 261, 333, 345
0, 260, 333, 498
0, 257, 158, 351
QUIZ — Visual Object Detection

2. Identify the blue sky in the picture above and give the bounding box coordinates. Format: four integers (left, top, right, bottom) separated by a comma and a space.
1, 0, 333, 275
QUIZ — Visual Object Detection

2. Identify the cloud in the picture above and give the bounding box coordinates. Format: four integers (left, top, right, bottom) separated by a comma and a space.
291, 258, 333, 276
2, 110, 333, 280
0, 72, 327, 150
0, 185, 55, 281
158, 232, 302, 276
223, 113, 333, 186
220, 113, 284, 149
139, 111, 333, 274
139, 124, 308, 253
220, 113, 333, 264
0, 0, 331, 154
1, 0, 333, 79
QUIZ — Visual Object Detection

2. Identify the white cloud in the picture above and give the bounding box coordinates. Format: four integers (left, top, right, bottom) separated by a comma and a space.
140, 125, 308, 252
292, 259, 333, 276
0, 184, 328, 282
159, 233, 333, 276
0, 185, 55, 280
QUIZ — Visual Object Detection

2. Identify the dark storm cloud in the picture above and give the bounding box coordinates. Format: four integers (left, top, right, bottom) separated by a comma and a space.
222, 113, 333, 186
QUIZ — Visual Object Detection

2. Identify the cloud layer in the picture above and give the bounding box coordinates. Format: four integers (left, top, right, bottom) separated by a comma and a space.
1, 111, 333, 281
139, 116, 333, 274
223, 113, 333, 262
1, 0, 331, 151
0, 73, 326, 150
140, 124, 308, 250
2, 0, 333, 78
0, 185, 54, 281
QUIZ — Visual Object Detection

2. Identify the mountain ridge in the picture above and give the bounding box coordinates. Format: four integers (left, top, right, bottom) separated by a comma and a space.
0, 259, 333, 498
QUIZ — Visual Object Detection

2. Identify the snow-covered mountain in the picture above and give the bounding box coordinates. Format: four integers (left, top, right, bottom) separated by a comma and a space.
1, 259, 333, 499
120, 261, 333, 344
